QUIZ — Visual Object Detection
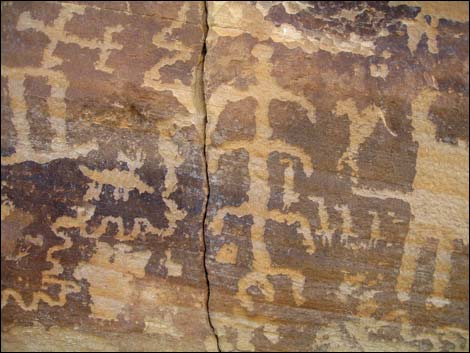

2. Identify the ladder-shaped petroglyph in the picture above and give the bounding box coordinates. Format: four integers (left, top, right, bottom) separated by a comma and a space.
1, 2, 129, 165
353, 89, 469, 309
1, 2, 200, 316
396, 89, 469, 308
2, 0, 131, 307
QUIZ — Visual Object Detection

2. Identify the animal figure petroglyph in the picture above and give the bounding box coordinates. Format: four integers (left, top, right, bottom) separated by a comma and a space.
1, 2, 195, 314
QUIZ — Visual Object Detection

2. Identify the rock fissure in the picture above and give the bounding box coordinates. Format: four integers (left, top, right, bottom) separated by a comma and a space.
0, 1, 468, 352
201, 1, 221, 351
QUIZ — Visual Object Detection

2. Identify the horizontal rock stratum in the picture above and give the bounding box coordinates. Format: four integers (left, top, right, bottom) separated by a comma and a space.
1, 1, 469, 352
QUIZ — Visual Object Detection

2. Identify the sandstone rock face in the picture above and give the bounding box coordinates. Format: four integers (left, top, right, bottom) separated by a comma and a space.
204, 1, 469, 351
1, 1, 217, 351
1, 1, 469, 352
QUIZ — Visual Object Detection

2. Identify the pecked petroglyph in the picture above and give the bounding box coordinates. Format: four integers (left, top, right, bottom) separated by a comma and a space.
206, 43, 317, 314
204, 1, 468, 351
1, 1, 468, 352
1, 2, 217, 351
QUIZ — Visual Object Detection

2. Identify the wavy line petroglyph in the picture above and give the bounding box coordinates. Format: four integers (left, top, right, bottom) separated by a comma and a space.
1, 2, 216, 350
1, 200, 81, 311
1, 1, 468, 351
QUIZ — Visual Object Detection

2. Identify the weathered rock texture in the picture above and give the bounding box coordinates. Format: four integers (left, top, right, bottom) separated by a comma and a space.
1, 1, 217, 351
1, 1, 469, 352
204, 1, 469, 351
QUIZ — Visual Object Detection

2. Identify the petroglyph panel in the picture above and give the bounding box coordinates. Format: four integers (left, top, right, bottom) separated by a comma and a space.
1, 1, 217, 351
204, 1, 469, 351
2, 1, 469, 352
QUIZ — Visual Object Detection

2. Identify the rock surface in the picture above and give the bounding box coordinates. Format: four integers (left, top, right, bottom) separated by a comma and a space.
204, 1, 469, 351
1, 1, 217, 351
1, 1, 469, 352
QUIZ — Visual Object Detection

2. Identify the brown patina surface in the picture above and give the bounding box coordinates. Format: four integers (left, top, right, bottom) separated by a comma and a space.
204, 1, 469, 351
1, 1, 469, 352
1, 1, 217, 351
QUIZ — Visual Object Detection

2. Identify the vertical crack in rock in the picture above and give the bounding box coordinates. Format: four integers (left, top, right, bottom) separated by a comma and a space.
196, 2, 469, 351
2, 1, 468, 351
1, 1, 222, 350
201, 1, 221, 351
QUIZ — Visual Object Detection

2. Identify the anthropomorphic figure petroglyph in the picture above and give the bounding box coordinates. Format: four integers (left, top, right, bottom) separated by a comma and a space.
204, 2, 469, 351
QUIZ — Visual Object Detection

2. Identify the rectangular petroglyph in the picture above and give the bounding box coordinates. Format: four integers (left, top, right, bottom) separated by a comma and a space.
1, 1, 469, 352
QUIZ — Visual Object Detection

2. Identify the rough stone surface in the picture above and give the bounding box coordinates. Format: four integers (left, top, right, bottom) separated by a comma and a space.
1, 1, 469, 352
1, 1, 217, 351
204, 1, 469, 351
